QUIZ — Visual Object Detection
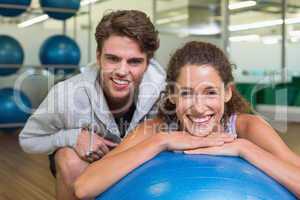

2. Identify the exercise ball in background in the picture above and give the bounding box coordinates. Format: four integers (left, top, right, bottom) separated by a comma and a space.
39, 35, 81, 74
0, 35, 24, 76
39, 0, 80, 20
0, 0, 31, 17
96, 152, 296, 200
0, 88, 32, 132
15, 68, 55, 108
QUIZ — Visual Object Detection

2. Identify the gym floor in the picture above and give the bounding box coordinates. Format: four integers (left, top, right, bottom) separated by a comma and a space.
0, 131, 55, 200
0, 123, 299, 200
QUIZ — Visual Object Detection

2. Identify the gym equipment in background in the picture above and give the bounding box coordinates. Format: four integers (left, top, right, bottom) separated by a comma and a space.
256, 83, 299, 106
39, 35, 81, 74
292, 76, 300, 106
0, 88, 32, 132
0, 35, 24, 76
0, 0, 31, 17
236, 83, 257, 107
39, 0, 80, 20
274, 83, 299, 106
96, 152, 296, 200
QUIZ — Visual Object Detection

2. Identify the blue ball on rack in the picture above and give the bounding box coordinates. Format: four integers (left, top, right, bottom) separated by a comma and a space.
39, 35, 81, 75
0, 0, 32, 17
0, 35, 24, 76
0, 88, 32, 132
96, 152, 296, 200
39, 0, 80, 20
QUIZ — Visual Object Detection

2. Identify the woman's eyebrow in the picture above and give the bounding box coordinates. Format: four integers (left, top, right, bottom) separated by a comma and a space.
204, 86, 219, 90
180, 87, 193, 91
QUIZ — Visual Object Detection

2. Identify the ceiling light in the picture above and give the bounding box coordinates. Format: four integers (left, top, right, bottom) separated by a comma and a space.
261, 36, 281, 45
17, 0, 100, 28
229, 16, 300, 32
80, 0, 100, 6
289, 30, 300, 37
229, 34, 260, 42
229, 1, 256, 10
156, 14, 188, 25
229, 19, 282, 31
290, 37, 300, 43
18, 14, 49, 28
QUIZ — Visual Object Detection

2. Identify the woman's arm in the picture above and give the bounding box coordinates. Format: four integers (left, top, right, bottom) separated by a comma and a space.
74, 118, 233, 199
237, 114, 300, 167
238, 114, 300, 197
185, 114, 300, 197
74, 118, 162, 199
240, 138, 300, 197
74, 132, 165, 199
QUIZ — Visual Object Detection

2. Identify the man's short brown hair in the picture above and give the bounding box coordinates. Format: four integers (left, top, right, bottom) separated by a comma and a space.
95, 10, 159, 62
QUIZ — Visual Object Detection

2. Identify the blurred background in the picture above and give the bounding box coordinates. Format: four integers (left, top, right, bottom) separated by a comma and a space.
0, 0, 299, 199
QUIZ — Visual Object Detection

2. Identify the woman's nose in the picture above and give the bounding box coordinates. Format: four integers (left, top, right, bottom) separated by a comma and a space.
192, 94, 207, 113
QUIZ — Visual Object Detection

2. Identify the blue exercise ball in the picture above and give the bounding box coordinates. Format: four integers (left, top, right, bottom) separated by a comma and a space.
39, 0, 80, 20
39, 35, 80, 74
0, 88, 32, 132
96, 152, 296, 200
0, 0, 31, 17
0, 35, 24, 76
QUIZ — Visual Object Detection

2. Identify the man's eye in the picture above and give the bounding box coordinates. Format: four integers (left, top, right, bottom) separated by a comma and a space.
128, 59, 143, 65
107, 56, 119, 62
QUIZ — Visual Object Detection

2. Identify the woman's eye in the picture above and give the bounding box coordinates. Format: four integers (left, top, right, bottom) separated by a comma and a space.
207, 90, 217, 95
180, 91, 193, 97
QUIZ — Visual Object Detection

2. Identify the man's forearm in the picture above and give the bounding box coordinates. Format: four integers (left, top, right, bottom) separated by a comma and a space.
19, 128, 80, 154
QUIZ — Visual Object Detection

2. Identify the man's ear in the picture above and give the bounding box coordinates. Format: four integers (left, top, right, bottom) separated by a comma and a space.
224, 83, 233, 103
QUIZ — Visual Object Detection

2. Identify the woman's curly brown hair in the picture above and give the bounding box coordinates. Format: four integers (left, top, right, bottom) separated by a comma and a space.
95, 10, 159, 63
159, 41, 251, 127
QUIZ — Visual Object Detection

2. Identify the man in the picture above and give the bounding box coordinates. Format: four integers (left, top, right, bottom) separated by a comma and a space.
19, 10, 165, 200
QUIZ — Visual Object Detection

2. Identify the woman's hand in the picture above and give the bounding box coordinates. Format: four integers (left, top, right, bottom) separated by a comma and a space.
160, 131, 235, 151
184, 138, 246, 156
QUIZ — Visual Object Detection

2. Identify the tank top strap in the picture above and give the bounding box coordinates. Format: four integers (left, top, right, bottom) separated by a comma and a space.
225, 113, 237, 138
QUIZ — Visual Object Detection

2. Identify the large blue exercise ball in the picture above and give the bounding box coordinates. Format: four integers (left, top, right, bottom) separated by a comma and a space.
96, 152, 296, 200
0, 88, 32, 132
39, 35, 81, 74
0, 0, 31, 17
0, 35, 24, 76
39, 0, 80, 20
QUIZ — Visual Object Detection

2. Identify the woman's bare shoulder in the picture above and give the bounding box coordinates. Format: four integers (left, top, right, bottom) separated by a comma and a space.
236, 113, 268, 137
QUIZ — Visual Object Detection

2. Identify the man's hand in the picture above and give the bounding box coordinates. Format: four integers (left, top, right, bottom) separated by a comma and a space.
75, 129, 118, 162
